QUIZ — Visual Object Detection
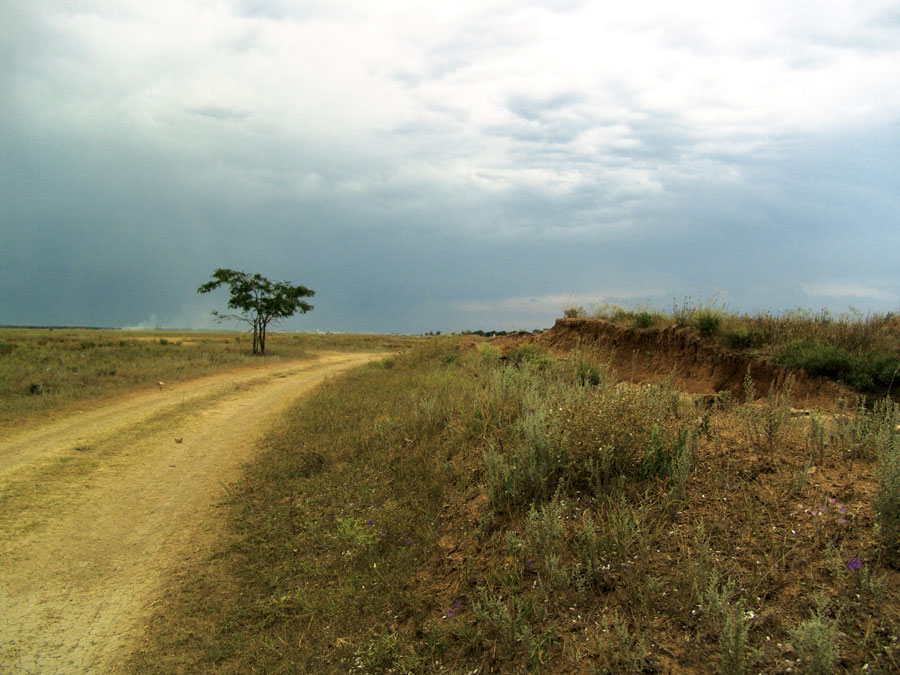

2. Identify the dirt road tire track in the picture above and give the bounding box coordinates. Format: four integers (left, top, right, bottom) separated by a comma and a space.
0, 352, 384, 673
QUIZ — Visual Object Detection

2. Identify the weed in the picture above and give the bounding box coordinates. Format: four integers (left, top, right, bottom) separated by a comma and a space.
806, 415, 828, 466
775, 340, 900, 395
471, 590, 535, 657
789, 597, 839, 675
719, 601, 750, 675
694, 309, 722, 335
507, 343, 555, 369
575, 510, 607, 593
722, 326, 767, 350
740, 372, 793, 455
609, 609, 649, 672
483, 412, 563, 511
875, 416, 900, 566
575, 359, 606, 387
640, 424, 689, 479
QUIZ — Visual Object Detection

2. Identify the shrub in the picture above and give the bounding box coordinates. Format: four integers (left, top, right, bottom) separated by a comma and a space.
574, 360, 605, 387
483, 411, 564, 511
556, 385, 672, 491
874, 401, 900, 566
507, 343, 554, 369
633, 311, 656, 329
775, 340, 853, 379
640, 424, 689, 479
471, 590, 535, 657
719, 602, 749, 675
0, 342, 15, 356
775, 340, 900, 394
789, 599, 839, 675
693, 309, 722, 335
722, 327, 767, 350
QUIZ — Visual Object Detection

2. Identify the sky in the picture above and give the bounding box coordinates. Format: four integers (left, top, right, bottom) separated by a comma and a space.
2, 0, 899, 334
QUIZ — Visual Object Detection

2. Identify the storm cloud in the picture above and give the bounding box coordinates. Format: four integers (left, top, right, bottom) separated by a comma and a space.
2, 0, 899, 332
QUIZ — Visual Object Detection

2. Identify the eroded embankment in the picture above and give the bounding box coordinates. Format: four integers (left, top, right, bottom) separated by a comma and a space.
494, 318, 848, 408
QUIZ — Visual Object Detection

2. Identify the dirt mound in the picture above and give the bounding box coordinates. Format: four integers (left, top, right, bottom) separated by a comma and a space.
493, 318, 848, 409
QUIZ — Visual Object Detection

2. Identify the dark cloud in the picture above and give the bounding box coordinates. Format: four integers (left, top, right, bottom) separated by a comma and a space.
2, 1, 899, 333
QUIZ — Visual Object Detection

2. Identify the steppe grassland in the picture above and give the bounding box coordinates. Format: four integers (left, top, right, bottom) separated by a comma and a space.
0, 328, 413, 431
130, 334, 900, 674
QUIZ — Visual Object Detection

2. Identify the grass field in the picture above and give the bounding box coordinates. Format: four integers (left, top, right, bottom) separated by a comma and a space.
0, 328, 415, 432
126, 320, 900, 673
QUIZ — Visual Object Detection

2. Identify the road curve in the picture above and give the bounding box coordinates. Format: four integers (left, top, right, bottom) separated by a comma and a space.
0, 352, 384, 673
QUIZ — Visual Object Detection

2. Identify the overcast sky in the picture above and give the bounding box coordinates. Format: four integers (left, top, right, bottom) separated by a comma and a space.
2, 1, 899, 333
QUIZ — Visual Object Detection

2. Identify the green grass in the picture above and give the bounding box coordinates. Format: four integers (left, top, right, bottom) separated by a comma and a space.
129, 336, 900, 673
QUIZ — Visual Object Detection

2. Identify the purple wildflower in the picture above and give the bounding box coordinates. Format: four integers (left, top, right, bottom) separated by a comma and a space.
846, 556, 862, 571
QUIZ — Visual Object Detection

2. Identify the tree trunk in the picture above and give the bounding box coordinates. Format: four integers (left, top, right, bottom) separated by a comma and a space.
252, 318, 261, 354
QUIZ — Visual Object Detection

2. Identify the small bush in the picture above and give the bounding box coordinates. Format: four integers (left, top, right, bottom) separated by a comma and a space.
483, 413, 563, 511
789, 599, 839, 675
693, 309, 722, 335
874, 402, 900, 566
775, 340, 853, 379
719, 602, 749, 675
0, 342, 15, 356
775, 340, 900, 394
722, 327, 767, 350
633, 311, 656, 329
507, 343, 554, 369
471, 590, 535, 657
740, 373, 793, 455
574, 360, 605, 387
557, 385, 673, 491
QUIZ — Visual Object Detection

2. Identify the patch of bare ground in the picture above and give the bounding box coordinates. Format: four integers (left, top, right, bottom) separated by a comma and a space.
0, 352, 383, 673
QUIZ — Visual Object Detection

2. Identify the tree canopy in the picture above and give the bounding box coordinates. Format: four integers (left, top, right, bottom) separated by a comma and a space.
197, 269, 314, 355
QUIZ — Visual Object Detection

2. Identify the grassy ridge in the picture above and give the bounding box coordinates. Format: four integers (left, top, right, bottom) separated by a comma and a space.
565, 303, 900, 397
131, 338, 900, 673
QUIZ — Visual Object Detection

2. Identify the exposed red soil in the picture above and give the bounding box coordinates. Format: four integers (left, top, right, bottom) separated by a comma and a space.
492, 318, 849, 409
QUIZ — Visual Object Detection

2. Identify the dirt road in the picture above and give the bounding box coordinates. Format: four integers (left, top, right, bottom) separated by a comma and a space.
0, 352, 383, 673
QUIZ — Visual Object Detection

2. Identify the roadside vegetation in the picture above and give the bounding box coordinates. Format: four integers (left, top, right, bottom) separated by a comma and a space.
130, 335, 900, 673
564, 301, 900, 398
0, 328, 411, 431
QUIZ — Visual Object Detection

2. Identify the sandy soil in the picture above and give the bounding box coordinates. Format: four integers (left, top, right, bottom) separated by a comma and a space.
0, 352, 384, 673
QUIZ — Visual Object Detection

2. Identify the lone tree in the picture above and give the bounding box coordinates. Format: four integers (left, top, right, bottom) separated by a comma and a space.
197, 269, 314, 355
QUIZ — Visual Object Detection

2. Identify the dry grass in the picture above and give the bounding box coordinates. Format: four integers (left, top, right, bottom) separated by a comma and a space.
0, 328, 414, 432
128, 336, 900, 674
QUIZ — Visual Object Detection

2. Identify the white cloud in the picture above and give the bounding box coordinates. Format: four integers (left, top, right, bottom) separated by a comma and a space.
802, 282, 899, 303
